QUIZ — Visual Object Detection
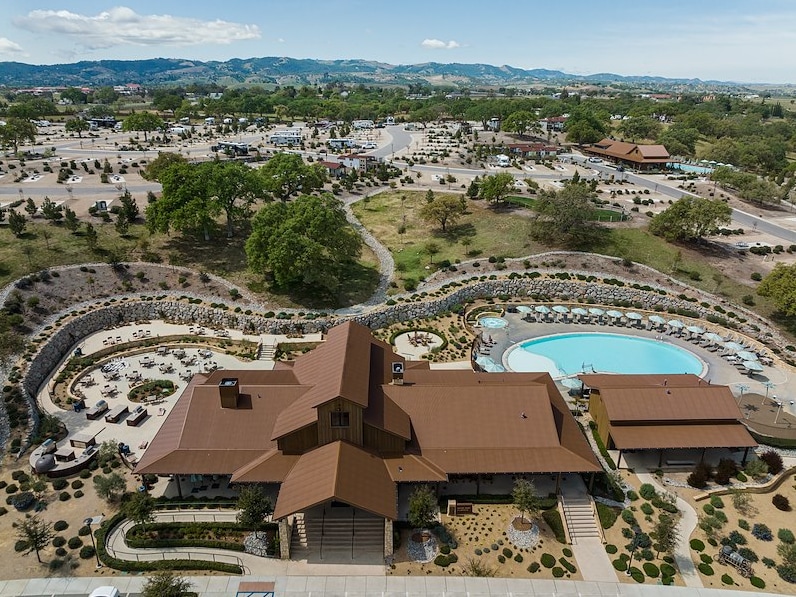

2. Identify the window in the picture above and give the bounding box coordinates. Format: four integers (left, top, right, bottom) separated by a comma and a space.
330, 411, 350, 428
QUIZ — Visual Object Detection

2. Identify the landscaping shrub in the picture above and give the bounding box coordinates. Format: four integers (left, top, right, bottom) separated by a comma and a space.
562, 547, 573, 558
698, 563, 715, 575
763, 557, 776, 568
641, 502, 654, 516
502, 547, 513, 558
78, 525, 91, 537
74, 490, 84, 498
51, 478, 68, 490
497, 555, 506, 564
751, 577, 766, 589
760, 450, 784, 475
551, 566, 565, 578
643, 562, 660, 577
514, 554, 523, 563
710, 496, 725, 509
727, 530, 747, 546
70, 480, 83, 490
700, 553, 713, 564
528, 562, 540, 573
661, 563, 676, 577
14, 540, 29, 552
54, 520, 68, 532
540, 553, 556, 568
612, 558, 628, 571
702, 504, 715, 515
605, 544, 618, 554
721, 573, 734, 585
738, 547, 758, 562
687, 463, 711, 488
440, 544, 450, 555
738, 519, 750, 531
79, 545, 96, 560
752, 524, 773, 541
714, 460, 738, 485
58, 491, 70, 502
52, 536, 66, 547
621, 509, 637, 525
559, 558, 576, 573
434, 554, 452, 567
773, 494, 791, 511
629, 567, 645, 583
67, 537, 83, 549
779, 529, 796, 544
639, 483, 657, 500
778, 563, 796, 583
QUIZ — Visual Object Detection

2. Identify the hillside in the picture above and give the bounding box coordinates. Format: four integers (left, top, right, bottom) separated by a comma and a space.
0, 56, 755, 91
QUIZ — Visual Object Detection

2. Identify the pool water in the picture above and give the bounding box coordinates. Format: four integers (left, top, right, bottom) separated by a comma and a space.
479, 317, 508, 329
505, 332, 704, 378
668, 162, 714, 175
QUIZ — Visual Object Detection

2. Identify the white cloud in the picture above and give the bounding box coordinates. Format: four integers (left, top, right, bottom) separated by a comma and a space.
14, 6, 261, 50
421, 38, 460, 50
0, 37, 24, 57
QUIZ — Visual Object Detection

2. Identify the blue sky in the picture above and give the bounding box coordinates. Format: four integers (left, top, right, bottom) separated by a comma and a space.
1, 1, 794, 83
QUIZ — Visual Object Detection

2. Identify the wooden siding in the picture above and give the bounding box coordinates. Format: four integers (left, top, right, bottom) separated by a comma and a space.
364, 423, 406, 455
317, 398, 363, 446
588, 392, 611, 446
278, 423, 318, 455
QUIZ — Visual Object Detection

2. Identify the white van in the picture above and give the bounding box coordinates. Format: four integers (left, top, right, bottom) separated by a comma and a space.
113, 122, 123, 131
204, 117, 215, 125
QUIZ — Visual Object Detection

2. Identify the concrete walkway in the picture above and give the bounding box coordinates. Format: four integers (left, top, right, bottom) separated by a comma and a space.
559, 476, 618, 582
637, 472, 703, 588
0, 575, 788, 596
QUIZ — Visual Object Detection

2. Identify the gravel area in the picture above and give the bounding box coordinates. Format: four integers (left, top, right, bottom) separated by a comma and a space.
407, 533, 438, 563
507, 520, 540, 549
243, 531, 272, 557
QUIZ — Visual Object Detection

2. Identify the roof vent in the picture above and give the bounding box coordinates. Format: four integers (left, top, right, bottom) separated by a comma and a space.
219, 378, 240, 408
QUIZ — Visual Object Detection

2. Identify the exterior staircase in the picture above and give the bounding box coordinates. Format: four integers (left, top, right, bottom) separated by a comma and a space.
560, 494, 602, 544
258, 340, 277, 361
290, 510, 383, 560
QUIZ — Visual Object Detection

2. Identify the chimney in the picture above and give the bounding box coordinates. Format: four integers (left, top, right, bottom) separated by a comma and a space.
391, 362, 405, 385
219, 378, 240, 408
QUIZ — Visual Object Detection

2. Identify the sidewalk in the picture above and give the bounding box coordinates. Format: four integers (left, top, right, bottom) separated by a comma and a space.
637, 472, 703, 588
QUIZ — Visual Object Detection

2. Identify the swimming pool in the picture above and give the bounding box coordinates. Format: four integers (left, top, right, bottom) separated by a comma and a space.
479, 317, 508, 329
505, 332, 705, 378
668, 163, 714, 175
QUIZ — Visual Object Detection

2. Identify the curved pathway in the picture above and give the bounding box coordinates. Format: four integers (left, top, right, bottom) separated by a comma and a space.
105, 509, 383, 576
636, 472, 702, 588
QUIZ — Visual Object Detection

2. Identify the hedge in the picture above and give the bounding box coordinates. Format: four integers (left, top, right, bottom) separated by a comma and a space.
613, 558, 628, 572
95, 513, 243, 574
643, 562, 660, 577
540, 553, 556, 568
605, 544, 618, 554
559, 558, 577, 573
661, 563, 676, 577
751, 576, 766, 589
722, 573, 734, 585
551, 566, 565, 578
542, 509, 566, 544
596, 503, 618, 529
698, 563, 715, 576
589, 423, 616, 469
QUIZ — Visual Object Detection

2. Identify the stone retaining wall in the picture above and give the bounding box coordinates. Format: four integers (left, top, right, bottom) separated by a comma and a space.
12, 273, 790, 452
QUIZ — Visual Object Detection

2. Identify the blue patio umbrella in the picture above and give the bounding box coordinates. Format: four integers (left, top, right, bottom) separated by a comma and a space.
736, 350, 758, 362
552, 305, 570, 314
648, 315, 667, 326
517, 306, 533, 314
667, 319, 684, 329
571, 307, 588, 317
703, 332, 725, 344
686, 325, 705, 334
743, 361, 764, 372
723, 341, 745, 352
534, 305, 551, 314
560, 377, 583, 389
606, 310, 624, 319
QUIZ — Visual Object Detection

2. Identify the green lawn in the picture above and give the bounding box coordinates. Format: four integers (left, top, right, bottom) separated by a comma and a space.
0, 219, 379, 309
506, 195, 628, 221
352, 191, 542, 288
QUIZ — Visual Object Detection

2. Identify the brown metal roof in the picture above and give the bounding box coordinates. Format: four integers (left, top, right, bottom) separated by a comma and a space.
579, 373, 707, 389
272, 441, 396, 520
597, 386, 743, 423
230, 450, 301, 483
588, 138, 671, 164
387, 375, 600, 474
383, 454, 447, 482
135, 375, 308, 476
608, 423, 757, 450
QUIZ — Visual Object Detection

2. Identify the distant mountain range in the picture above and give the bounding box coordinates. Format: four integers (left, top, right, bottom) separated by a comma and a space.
0, 56, 755, 90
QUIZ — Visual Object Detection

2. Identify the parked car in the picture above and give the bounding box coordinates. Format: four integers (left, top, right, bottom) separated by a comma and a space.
89, 587, 120, 597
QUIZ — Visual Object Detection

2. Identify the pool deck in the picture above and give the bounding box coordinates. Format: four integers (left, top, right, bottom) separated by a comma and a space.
472, 311, 796, 416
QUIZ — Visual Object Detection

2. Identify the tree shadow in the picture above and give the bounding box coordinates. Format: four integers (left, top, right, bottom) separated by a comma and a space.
441, 222, 476, 243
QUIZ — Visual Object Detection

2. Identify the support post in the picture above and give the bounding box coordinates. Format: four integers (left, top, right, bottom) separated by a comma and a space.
175, 475, 182, 498
588, 472, 595, 493
555, 472, 561, 495
658, 449, 663, 469
278, 517, 291, 560
700, 448, 706, 463
742, 447, 749, 466
616, 450, 623, 469
384, 519, 394, 560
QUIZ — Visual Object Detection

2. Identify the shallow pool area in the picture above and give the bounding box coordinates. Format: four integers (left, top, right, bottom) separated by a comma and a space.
479, 316, 509, 329
505, 332, 705, 378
